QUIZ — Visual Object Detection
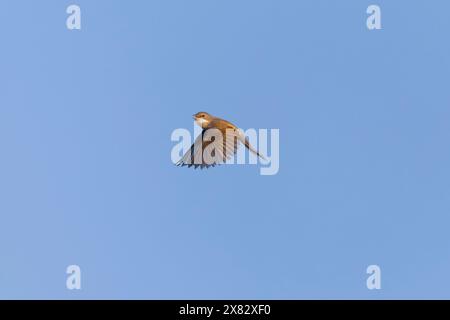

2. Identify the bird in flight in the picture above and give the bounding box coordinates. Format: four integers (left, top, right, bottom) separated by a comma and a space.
176, 112, 265, 169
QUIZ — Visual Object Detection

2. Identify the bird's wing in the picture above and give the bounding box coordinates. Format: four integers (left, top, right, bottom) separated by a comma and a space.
176, 127, 240, 169
242, 136, 266, 160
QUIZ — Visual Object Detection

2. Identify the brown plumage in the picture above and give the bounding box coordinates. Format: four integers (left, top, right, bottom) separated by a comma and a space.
176, 112, 265, 169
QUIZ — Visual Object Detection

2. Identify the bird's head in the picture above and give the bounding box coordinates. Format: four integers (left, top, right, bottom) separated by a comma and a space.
193, 112, 213, 128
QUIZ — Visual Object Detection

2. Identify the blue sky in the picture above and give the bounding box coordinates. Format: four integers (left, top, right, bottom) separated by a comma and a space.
0, 0, 450, 299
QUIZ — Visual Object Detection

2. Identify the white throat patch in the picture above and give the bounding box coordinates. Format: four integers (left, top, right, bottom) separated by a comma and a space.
195, 118, 208, 126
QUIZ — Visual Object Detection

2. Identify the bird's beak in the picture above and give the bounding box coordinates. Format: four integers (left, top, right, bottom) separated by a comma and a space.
192, 115, 197, 120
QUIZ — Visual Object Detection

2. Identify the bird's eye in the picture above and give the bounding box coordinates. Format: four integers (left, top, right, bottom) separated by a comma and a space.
200, 115, 205, 118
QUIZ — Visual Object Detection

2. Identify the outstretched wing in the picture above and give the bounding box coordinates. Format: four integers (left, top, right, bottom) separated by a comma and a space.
176, 127, 240, 169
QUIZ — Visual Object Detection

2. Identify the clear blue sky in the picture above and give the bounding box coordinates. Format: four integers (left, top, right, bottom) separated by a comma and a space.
1, 0, 449, 299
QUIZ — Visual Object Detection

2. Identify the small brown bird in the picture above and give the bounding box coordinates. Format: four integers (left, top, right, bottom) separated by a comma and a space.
176, 112, 265, 169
